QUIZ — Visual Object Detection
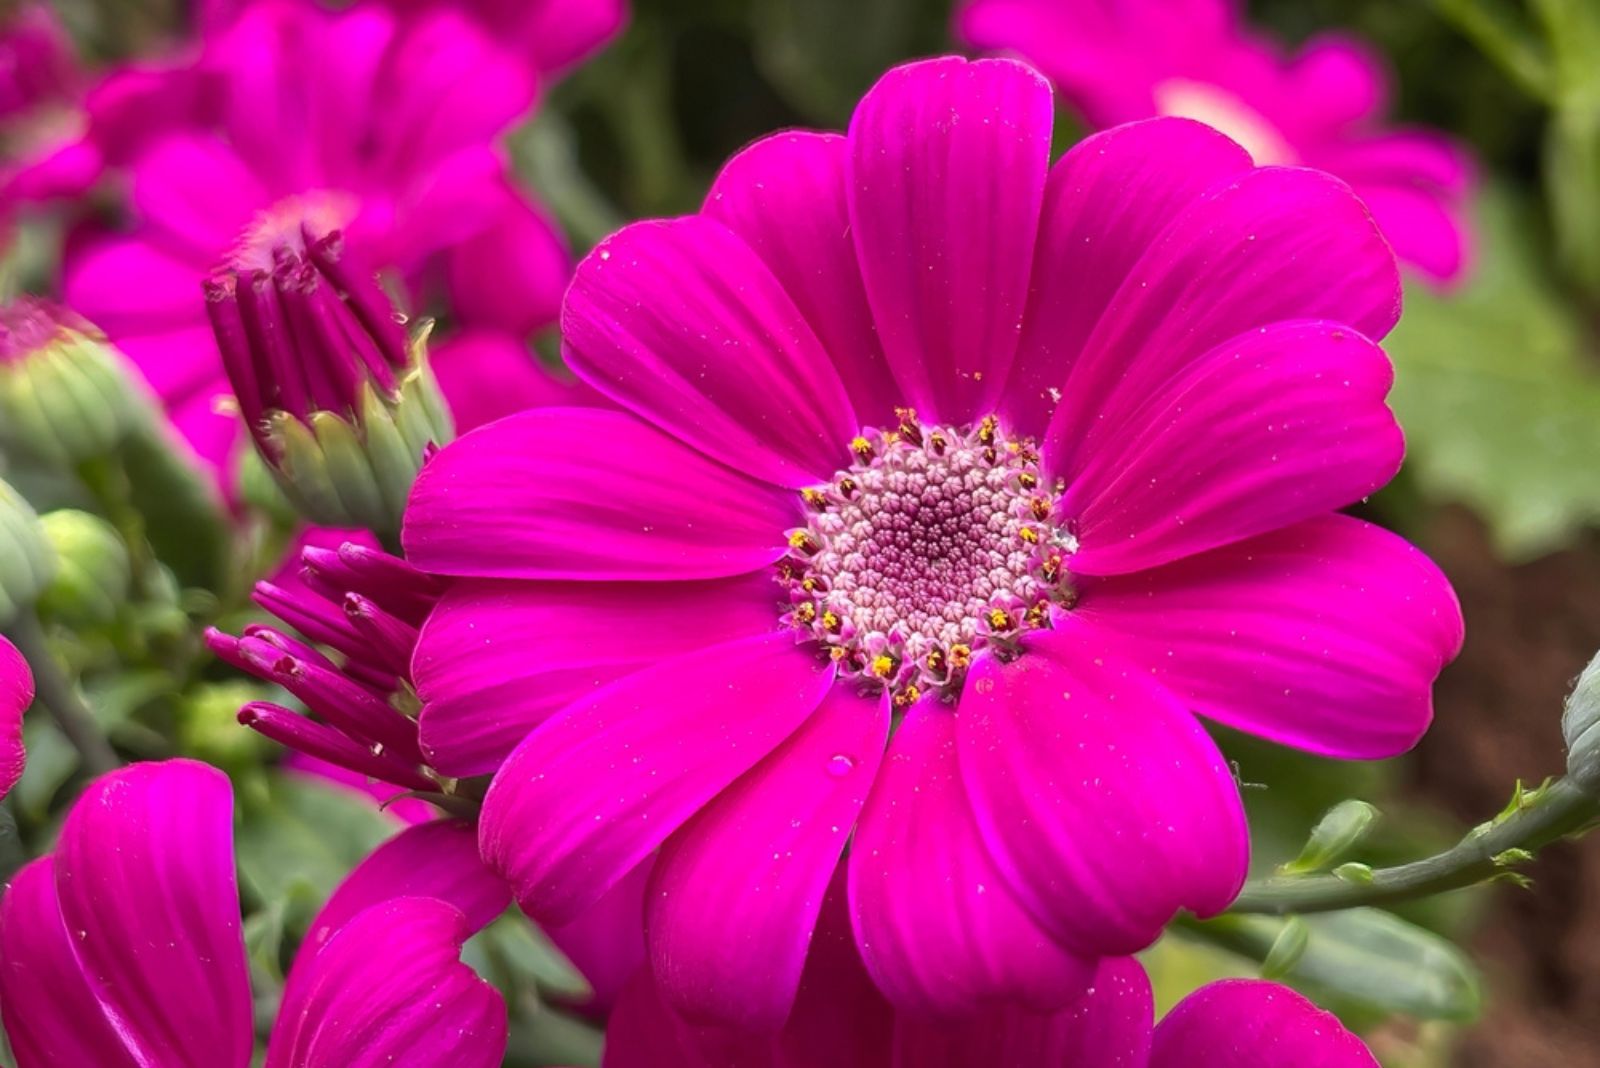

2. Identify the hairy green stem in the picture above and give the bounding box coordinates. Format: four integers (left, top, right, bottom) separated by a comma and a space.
1231, 777, 1599, 914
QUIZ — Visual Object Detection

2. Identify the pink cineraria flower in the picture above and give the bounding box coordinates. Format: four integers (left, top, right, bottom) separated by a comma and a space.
201, 0, 628, 79
63, 0, 571, 477
603, 896, 1377, 1067
402, 55, 1464, 1027
0, 759, 507, 1067
0, 636, 31, 799
957, 0, 1475, 284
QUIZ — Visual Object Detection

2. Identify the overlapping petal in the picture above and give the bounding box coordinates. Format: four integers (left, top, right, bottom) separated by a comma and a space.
1149, 979, 1378, 1068
564, 216, 859, 487
847, 55, 1053, 424
849, 701, 1094, 1014
957, 641, 1248, 957
1068, 515, 1463, 759
1059, 320, 1402, 575
53, 760, 253, 1068
647, 687, 888, 1030
403, 407, 801, 581
480, 631, 833, 924
266, 897, 507, 1068
415, 573, 779, 777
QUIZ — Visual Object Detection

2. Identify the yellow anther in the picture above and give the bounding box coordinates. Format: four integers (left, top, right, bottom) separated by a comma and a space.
1017, 471, 1038, 490
986, 608, 1011, 630
793, 602, 817, 624
788, 530, 817, 552
978, 415, 998, 445
829, 645, 848, 661
851, 436, 872, 460
1018, 527, 1039, 545
801, 488, 828, 510
822, 610, 842, 633
1030, 497, 1052, 520
871, 655, 895, 679
949, 644, 972, 668
893, 685, 921, 708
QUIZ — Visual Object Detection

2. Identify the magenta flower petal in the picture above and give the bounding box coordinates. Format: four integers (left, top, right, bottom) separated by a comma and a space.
302, 820, 510, 959
890, 956, 1154, 1067
1044, 166, 1401, 477
564, 216, 858, 487
53, 760, 252, 1068
1149, 979, 1378, 1067
519, 0, 629, 74
1283, 35, 1389, 129
1004, 117, 1252, 436
0, 635, 30, 798
957, 643, 1248, 958
428, 331, 605, 433
0, 859, 140, 1068
647, 687, 888, 1030
442, 179, 570, 338
416, 573, 779, 777
1353, 181, 1468, 285
848, 702, 1094, 1014
61, 234, 208, 335
403, 407, 802, 580
704, 130, 901, 427
266, 897, 507, 1068
1060, 320, 1402, 575
1069, 514, 1463, 759
846, 55, 1052, 424
547, 860, 650, 1015
602, 969, 708, 1068
129, 134, 266, 257
480, 631, 832, 924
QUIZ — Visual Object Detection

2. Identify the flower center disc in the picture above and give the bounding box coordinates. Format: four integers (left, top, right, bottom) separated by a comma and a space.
781, 410, 1076, 704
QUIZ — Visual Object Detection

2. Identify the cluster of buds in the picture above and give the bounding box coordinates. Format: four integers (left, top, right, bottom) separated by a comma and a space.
205, 540, 452, 798
204, 227, 453, 543
0, 297, 146, 467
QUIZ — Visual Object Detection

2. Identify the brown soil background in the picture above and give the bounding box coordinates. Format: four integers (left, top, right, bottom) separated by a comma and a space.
1413, 509, 1600, 1064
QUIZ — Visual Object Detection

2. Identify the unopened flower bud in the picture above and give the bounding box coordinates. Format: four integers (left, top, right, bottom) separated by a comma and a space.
0, 477, 57, 626
35, 509, 129, 628
0, 297, 145, 466
1280, 799, 1380, 875
1563, 650, 1600, 794
204, 227, 453, 542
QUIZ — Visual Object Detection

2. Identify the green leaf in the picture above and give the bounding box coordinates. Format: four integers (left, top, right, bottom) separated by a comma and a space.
234, 770, 396, 918
481, 912, 593, 1003
1386, 186, 1600, 559
1191, 909, 1482, 1022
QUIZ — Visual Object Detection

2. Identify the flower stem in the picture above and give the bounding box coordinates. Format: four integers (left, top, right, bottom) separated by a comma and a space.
5, 611, 119, 776
1229, 776, 1600, 915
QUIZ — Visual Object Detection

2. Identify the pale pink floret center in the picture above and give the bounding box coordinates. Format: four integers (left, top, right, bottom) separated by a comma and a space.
781, 412, 1077, 703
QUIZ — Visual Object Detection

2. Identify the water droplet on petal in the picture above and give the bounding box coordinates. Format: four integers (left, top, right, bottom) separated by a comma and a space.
827, 754, 855, 778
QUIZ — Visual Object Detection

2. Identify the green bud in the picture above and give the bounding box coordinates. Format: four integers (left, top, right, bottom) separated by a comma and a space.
1563, 649, 1600, 794
1280, 800, 1380, 875
1258, 914, 1310, 980
35, 510, 130, 628
0, 297, 146, 467
1331, 862, 1375, 885
0, 477, 57, 626
177, 681, 272, 772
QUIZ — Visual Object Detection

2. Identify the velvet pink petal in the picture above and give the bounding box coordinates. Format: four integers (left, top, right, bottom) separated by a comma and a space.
1044, 166, 1401, 480
890, 957, 1154, 1068
847, 56, 1052, 424
547, 860, 650, 1016
1149, 980, 1378, 1068
848, 700, 1093, 1015
1060, 320, 1402, 575
1, 634, 30, 798
428, 330, 603, 434
705, 131, 901, 427
563, 216, 858, 487
647, 687, 888, 1030
61, 235, 207, 337
415, 573, 779, 777
266, 897, 507, 1068
601, 969, 710, 1068
301, 820, 510, 959
442, 180, 570, 338
480, 631, 834, 925
520, 0, 628, 74
54, 760, 252, 1068
129, 134, 265, 258
957, 642, 1248, 958
0, 859, 142, 1068
776, 880, 896, 1068
1355, 182, 1467, 284
1004, 118, 1252, 435
1069, 514, 1462, 759
1284, 35, 1389, 129
403, 407, 801, 581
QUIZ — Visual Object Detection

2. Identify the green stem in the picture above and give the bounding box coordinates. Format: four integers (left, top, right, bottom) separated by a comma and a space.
1231, 777, 1599, 915
5, 611, 119, 775
1432, 0, 1558, 102
77, 455, 154, 595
